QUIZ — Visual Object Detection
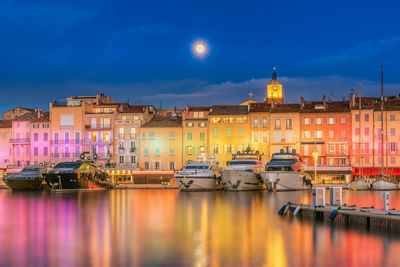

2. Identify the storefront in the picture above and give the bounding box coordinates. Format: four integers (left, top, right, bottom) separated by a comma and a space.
352, 167, 400, 182
305, 166, 352, 184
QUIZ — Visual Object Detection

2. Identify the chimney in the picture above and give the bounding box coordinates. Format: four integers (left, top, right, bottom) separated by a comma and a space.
37, 108, 42, 118
300, 97, 304, 108
352, 93, 355, 107
349, 93, 355, 107
323, 95, 326, 109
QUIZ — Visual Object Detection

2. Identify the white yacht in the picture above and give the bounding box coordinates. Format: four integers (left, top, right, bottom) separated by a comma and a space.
174, 156, 220, 191
220, 149, 264, 191
371, 178, 398, 190
347, 180, 371, 191
260, 148, 312, 191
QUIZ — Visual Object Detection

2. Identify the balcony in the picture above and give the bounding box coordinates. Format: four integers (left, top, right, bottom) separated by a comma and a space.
85, 125, 111, 130
51, 139, 82, 145
97, 153, 112, 159
10, 138, 30, 144
118, 147, 124, 153
117, 133, 125, 139
130, 147, 137, 153
129, 134, 136, 139
83, 138, 112, 145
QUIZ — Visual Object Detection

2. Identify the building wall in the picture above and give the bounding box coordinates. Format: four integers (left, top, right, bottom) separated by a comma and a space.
10, 120, 31, 169
351, 109, 374, 168
30, 121, 51, 165
208, 115, 250, 167
0, 127, 12, 169
269, 112, 300, 158
139, 127, 183, 170
249, 112, 270, 164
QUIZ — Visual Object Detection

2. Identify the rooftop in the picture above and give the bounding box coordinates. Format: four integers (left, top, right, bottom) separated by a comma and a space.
209, 105, 249, 115
141, 116, 182, 128
0, 120, 12, 128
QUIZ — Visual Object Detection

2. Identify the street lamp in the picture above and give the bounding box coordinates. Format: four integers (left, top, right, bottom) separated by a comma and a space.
312, 149, 319, 182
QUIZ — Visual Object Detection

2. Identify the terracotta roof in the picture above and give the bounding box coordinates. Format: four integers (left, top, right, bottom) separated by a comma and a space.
32, 113, 50, 122
14, 112, 41, 122
270, 103, 301, 113
187, 106, 211, 111
249, 103, 271, 112
209, 105, 249, 115
0, 120, 12, 128
300, 101, 350, 113
120, 105, 154, 113
141, 116, 182, 128
374, 98, 400, 111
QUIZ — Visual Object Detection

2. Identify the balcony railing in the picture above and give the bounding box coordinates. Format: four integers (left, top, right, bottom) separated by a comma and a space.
50, 153, 80, 158
10, 138, 30, 144
117, 134, 125, 139
83, 138, 112, 145
51, 139, 82, 145
118, 147, 124, 153
129, 134, 136, 139
85, 125, 111, 130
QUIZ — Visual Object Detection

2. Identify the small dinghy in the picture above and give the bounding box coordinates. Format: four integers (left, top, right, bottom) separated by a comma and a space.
371, 180, 398, 190
347, 180, 371, 191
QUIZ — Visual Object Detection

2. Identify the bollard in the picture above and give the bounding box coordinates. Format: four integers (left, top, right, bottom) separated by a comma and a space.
383, 191, 389, 211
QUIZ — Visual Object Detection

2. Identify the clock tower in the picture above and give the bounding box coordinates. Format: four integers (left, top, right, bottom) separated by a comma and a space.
266, 68, 283, 104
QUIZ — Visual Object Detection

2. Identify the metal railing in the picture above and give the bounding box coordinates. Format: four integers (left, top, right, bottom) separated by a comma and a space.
9, 138, 30, 144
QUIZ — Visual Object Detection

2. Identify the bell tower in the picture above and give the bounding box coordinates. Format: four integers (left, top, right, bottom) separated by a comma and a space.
266, 67, 283, 104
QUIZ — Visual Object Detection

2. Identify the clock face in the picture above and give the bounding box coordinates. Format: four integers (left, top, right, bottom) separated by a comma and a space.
273, 86, 277, 91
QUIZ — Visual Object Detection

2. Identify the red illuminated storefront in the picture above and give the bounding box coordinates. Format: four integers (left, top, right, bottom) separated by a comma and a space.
352, 167, 400, 181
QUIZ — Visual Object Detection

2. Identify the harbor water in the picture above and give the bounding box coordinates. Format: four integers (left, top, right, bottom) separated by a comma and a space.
0, 189, 400, 266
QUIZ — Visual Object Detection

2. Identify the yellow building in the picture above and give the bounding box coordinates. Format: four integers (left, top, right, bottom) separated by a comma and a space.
182, 106, 210, 164
266, 68, 283, 104
139, 115, 183, 170
208, 105, 251, 167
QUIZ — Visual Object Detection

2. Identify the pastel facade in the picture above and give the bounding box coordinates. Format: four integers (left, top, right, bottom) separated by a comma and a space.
114, 105, 155, 169
139, 115, 183, 170
182, 106, 210, 164
0, 120, 12, 170
248, 103, 270, 164
208, 105, 250, 167
30, 114, 51, 166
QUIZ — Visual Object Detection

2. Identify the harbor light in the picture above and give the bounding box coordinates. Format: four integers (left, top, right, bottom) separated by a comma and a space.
312, 149, 319, 182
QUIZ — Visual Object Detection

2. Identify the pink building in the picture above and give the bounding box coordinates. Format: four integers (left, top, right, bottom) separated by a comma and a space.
0, 120, 12, 172
30, 113, 51, 166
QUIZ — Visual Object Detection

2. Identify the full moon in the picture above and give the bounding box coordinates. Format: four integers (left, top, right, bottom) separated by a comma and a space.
193, 42, 207, 56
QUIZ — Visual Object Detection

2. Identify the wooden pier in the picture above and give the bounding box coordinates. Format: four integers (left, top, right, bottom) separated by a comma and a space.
279, 202, 400, 231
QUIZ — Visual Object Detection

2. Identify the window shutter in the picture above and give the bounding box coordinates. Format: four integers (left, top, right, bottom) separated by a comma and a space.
185, 146, 188, 155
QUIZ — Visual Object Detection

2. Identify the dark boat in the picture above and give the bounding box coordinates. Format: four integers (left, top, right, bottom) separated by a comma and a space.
44, 161, 103, 190
3, 165, 46, 190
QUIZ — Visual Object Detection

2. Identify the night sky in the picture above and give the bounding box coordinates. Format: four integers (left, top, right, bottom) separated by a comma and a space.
1, 0, 400, 111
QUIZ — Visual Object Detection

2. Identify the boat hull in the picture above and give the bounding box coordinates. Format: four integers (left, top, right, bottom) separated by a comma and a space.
347, 180, 371, 191
4, 178, 43, 190
260, 171, 310, 191
44, 173, 89, 189
174, 176, 217, 191
371, 180, 398, 190
220, 170, 263, 191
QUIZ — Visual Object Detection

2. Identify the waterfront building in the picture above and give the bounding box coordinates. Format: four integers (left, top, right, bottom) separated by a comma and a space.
299, 96, 352, 183
2, 107, 35, 121
114, 104, 155, 169
269, 103, 301, 157
0, 120, 12, 172
208, 105, 250, 168
139, 113, 183, 170
248, 103, 271, 164
30, 112, 51, 166
182, 106, 211, 165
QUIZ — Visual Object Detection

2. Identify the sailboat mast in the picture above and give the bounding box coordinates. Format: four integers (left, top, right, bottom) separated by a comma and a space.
359, 80, 363, 180
380, 61, 384, 177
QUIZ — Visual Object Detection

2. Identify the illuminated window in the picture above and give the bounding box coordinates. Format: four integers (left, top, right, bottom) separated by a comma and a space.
303, 118, 311, 125
198, 122, 206, 127
252, 118, 259, 128
237, 116, 247, 123
170, 147, 175, 156
188, 132, 192, 140
169, 161, 175, 170
213, 128, 218, 138
341, 144, 346, 155
213, 145, 219, 154
211, 117, 221, 123
122, 115, 127, 120
200, 132, 205, 141
315, 118, 322, 125
187, 146, 193, 155
238, 128, 244, 137
329, 130, 334, 138
169, 132, 174, 140
274, 119, 281, 130
262, 117, 269, 127
226, 145, 232, 154
144, 162, 149, 170
186, 122, 194, 127
286, 119, 292, 129
155, 148, 160, 156
302, 131, 311, 139
226, 128, 232, 137
328, 158, 334, 166
315, 130, 323, 138
327, 117, 335, 125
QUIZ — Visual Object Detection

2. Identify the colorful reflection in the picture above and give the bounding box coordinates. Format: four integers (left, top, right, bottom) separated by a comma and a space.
0, 190, 399, 266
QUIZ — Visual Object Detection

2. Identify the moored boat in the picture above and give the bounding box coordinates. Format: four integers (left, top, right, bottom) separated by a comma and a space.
220, 148, 264, 191
260, 148, 311, 191
174, 158, 220, 191
3, 165, 46, 190
371, 179, 398, 190
346, 180, 371, 191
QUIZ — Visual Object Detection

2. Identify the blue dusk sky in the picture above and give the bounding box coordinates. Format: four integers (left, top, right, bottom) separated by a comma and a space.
1, 0, 400, 111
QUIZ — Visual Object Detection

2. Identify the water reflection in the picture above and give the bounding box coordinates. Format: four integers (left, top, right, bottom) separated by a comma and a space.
0, 189, 399, 266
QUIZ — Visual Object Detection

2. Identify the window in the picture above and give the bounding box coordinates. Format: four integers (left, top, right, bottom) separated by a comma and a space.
364, 114, 369, 122
33, 124, 39, 128
169, 161, 175, 170
391, 128, 396, 136
187, 146, 193, 155
2, 131, 6, 138
170, 132, 174, 140
91, 118, 96, 128
213, 145, 219, 154
365, 143, 369, 153
155, 148, 160, 156
286, 119, 292, 129
131, 156, 136, 164
144, 148, 149, 156
390, 114, 395, 121
391, 157, 396, 164
355, 128, 360, 136
341, 130, 346, 138
262, 117, 269, 127
302, 131, 311, 139
329, 130, 334, 138
315, 130, 323, 138
252, 118, 259, 128
327, 117, 335, 125
119, 156, 124, 164
54, 132, 59, 144
188, 132, 192, 140
213, 128, 218, 138
341, 158, 346, 166
328, 144, 334, 155
365, 128, 369, 136
155, 162, 160, 170
226, 128, 232, 137
34, 133, 38, 141
65, 132, 69, 144
170, 147, 175, 156
274, 131, 281, 143
198, 122, 206, 127
144, 162, 149, 170
274, 119, 281, 130
225, 145, 232, 154
75, 132, 79, 143
200, 132, 205, 141
43, 147, 48, 156
340, 117, 346, 124
303, 118, 311, 125
355, 114, 360, 122
390, 142, 397, 153
211, 117, 221, 123
315, 118, 322, 125
238, 128, 244, 137
149, 132, 155, 140
341, 144, 346, 155
328, 158, 334, 166
186, 122, 194, 127
142, 132, 146, 140
43, 123, 49, 128
377, 115, 383, 121
34, 147, 38, 156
